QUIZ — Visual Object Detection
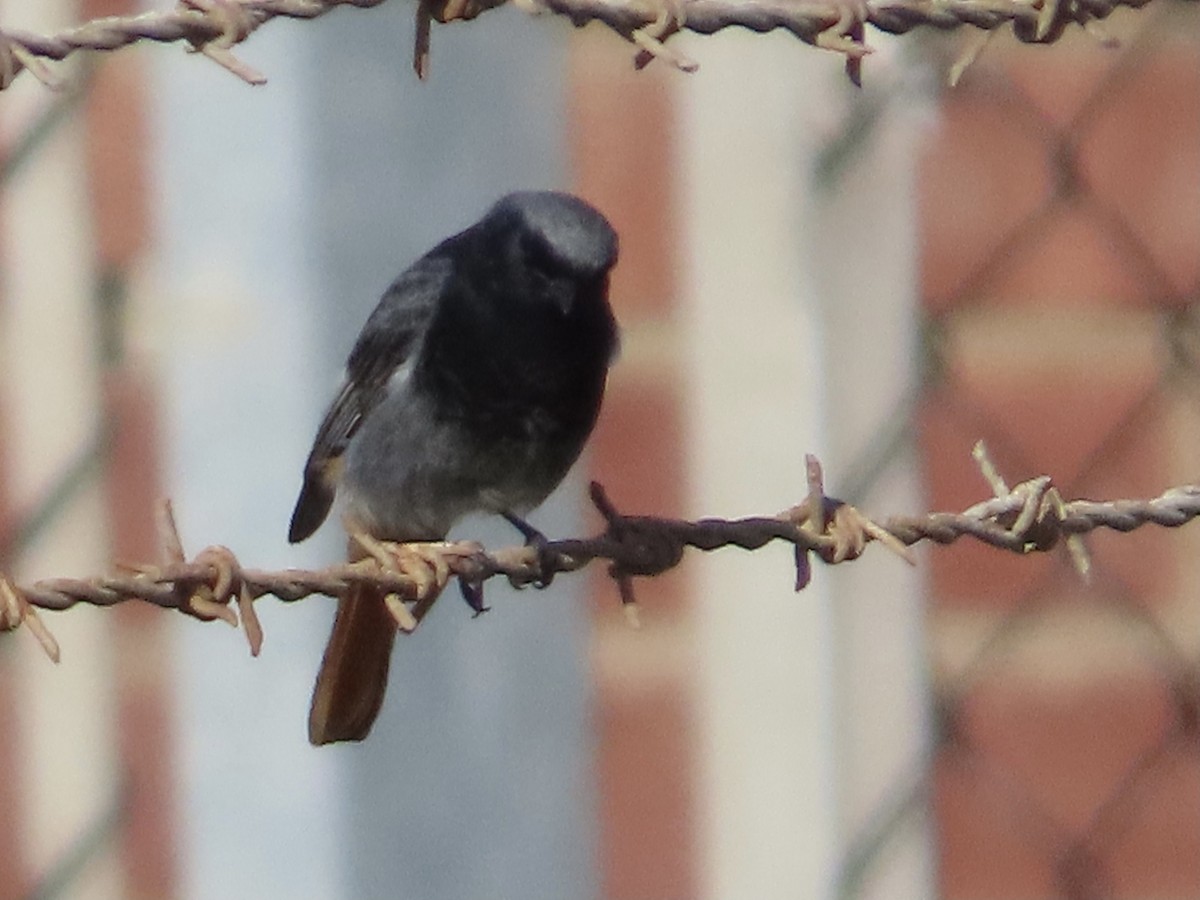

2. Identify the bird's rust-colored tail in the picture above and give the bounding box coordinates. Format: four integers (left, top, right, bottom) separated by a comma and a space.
308, 580, 398, 745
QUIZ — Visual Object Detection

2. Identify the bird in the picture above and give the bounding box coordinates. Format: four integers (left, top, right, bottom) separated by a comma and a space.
289, 191, 620, 745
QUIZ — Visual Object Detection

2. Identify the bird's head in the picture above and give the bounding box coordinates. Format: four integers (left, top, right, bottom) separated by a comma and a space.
486, 191, 618, 287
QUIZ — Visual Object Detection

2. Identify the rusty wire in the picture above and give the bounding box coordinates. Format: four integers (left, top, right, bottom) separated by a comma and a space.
0, 0, 1174, 92
4, 447, 1200, 662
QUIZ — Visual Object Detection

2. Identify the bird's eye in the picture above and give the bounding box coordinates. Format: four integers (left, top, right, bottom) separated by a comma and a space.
520, 231, 560, 272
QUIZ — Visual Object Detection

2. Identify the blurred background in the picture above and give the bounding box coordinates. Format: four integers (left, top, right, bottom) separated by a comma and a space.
0, 0, 1197, 898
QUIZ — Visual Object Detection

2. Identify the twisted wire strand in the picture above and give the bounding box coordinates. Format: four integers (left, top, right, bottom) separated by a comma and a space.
0, 0, 1177, 90
4, 452, 1200, 661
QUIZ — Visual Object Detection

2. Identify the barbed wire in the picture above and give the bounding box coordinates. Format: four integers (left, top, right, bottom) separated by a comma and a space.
4, 446, 1200, 663
0, 0, 1176, 93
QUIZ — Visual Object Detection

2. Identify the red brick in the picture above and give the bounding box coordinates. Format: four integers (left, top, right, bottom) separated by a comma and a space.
587, 368, 690, 619
972, 204, 1153, 309
80, 0, 139, 15
568, 35, 680, 321
595, 684, 698, 900
105, 367, 177, 900
0, 195, 28, 897
920, 88, 1055, 311
1083, 525, 1177, 612
103, 368, 164, 562
958, 674, 1177, 833
935, 750, 1059, 899
987, 26, 1129, 129
1106, 744, 1200, 896
943, 346, 1162, 488
590, 374, 685, 523
0, 655, 30, 898
114, 605, 179, 900
85, 55, 150, 269
1078, 42, 1200, 298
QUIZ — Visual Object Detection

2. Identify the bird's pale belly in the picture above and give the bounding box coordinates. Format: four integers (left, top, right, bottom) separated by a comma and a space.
339, 388, 586, 541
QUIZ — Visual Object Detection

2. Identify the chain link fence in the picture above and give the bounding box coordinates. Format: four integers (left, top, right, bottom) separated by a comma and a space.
1, 2, 1197, 897
839, 3, 1200, 897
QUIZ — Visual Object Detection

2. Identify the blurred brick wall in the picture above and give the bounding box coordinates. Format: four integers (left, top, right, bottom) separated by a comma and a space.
0, 1, 177, 895
570, 34, 699, 900
918, 5, 1200, 897
83, 0, 180, 890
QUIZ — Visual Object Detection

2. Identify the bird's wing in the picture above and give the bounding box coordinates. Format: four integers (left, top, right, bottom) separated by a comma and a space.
288, 253, 453, 543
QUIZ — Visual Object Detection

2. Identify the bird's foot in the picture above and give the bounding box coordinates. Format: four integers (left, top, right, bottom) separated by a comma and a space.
502, 512, 559, 589
349, 531, 456, 632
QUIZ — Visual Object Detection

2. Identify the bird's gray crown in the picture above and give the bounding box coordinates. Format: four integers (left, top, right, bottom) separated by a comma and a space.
489, 191, 618, 277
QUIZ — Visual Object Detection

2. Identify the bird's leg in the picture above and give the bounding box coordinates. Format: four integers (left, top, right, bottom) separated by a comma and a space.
349, 530, 420, 632
502, 512, 558, 589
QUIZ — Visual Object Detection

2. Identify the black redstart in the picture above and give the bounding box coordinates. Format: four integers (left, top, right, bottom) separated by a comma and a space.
289, 191, 619, 745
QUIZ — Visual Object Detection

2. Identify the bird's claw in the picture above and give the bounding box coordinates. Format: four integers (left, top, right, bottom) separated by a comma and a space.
502, 512, 559, 589
350, 531, 456, 631
459, 579, 490, 617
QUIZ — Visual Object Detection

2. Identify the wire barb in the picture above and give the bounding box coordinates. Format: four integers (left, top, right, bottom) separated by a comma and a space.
5, 450, 1200, 659
181, 0, 268, 85
0, 576, 61, 662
